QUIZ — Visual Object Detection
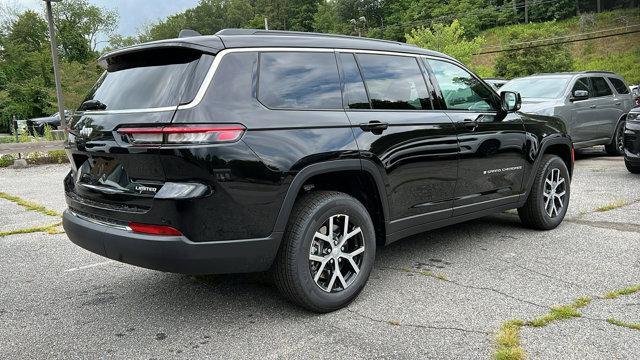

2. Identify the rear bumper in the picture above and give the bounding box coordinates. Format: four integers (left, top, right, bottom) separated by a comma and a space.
63, 209, 282, 274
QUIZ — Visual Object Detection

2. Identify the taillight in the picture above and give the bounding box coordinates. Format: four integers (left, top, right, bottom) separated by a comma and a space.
128, 222, 182, 236
117, 124, 245, 145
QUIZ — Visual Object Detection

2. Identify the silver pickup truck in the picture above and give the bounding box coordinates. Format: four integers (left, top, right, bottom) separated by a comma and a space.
501, 71, 634, 155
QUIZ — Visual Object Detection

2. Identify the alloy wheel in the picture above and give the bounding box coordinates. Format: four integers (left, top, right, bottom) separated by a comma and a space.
309, 214, 365, 293
543, 168, 566, 218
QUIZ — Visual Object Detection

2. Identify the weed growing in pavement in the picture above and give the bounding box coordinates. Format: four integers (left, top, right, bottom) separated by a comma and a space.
0, 222, 63, 237
495, 320, 525, 360
595, 200, 627, 212
603, 284, 640, 299
606, 319, 640, 331
0, 192, 61, 217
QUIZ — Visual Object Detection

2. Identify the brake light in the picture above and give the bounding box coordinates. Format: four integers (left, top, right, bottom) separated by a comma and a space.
117, 124, 245, 145
128, 222, 182, 236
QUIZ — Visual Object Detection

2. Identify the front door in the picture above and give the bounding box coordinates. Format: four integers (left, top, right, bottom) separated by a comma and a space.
338, 52, 458, 231
425, 58, 526, 215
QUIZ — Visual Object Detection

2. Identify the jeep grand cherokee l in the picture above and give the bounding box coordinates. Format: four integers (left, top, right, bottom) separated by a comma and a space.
63, 29, 574, 312
501, 72, 634, 155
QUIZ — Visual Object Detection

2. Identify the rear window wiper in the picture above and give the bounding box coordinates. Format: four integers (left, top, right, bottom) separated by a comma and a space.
79, 99, 107, 111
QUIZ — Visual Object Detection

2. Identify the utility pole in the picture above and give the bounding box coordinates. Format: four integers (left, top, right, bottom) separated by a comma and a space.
524, 0, 529, 23
43, 0, 66, 131
264, 17, 268, 30
597, 0, 601, 13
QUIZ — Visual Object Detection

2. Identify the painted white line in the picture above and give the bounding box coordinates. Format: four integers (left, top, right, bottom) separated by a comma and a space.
65, 260, 114, 272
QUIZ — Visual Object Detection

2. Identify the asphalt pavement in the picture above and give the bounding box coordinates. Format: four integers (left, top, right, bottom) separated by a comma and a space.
0, 146, 638, 359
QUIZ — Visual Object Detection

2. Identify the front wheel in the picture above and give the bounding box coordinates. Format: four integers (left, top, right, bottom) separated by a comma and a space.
518, 155, 570, 230
273, 191, 376, 312
605, 120, 625, 156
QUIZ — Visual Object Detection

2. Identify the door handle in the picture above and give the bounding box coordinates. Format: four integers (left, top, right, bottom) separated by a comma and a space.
589, 105, 597, 109
359, 121, 389, 133
463, 119, 478, 130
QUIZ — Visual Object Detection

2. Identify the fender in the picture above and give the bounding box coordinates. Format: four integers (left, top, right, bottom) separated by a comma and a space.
609, 113, 627, 143
271, 159, 390, 234
520, 134, 573, 203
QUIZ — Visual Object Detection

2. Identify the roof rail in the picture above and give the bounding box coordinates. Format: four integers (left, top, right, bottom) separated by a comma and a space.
581, 70, 616, 74
215, 28, 409, 47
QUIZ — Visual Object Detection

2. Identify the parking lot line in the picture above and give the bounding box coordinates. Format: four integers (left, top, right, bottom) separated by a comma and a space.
64, 260, 114, 272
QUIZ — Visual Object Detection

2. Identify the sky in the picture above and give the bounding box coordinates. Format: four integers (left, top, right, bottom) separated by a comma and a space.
7, 0, 200, 37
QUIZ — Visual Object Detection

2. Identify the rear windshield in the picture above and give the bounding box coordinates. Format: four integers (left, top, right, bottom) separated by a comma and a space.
82, 48, 212, 111
501, 76, 571, 99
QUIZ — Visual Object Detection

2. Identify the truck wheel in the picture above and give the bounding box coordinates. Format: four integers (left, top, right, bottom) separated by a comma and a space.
626, 159, 640, 174
605, 121, 625, 156
273, 191, 375, 312
518, 155, 570, 230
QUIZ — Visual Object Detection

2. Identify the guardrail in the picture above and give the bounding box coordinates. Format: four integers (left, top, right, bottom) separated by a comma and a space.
0, 141, 64, 156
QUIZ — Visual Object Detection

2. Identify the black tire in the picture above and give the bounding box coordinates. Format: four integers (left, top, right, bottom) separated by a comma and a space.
605, 120, 625, 156
626, 159, 640, 174
518, 155, 570, 230
273, 191, 376, 312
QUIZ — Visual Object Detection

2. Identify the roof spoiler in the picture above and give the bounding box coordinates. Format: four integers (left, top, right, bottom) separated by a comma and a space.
179, 29, 202, 38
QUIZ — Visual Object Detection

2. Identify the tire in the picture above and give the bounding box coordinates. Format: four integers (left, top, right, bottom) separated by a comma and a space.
605, 120, 625, 156
273, 191, 376, 312
626, 159, 640, 174
518, 155, 570, 230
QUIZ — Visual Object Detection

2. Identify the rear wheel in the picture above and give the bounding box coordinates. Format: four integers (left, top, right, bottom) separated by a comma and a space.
605, 120, 625, 156
518, 155, 570, 230
626, 159, 640, 174
273, 191, 375, 312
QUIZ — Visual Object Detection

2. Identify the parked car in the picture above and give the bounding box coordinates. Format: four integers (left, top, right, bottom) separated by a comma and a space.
501, 72, 634, 155
26, 110, 70, 136
484, 78, 508, 91
63, 29, 574, 312
630, 85, 640, 107
624, 107, 640, 173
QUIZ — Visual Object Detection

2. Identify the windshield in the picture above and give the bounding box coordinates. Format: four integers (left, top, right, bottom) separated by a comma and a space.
82, 48, 211, 111
501, 76, 571, 99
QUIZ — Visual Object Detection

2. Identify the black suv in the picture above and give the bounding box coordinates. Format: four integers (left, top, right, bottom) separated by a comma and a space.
63, 30, 574, 312
625, 107, 640, 173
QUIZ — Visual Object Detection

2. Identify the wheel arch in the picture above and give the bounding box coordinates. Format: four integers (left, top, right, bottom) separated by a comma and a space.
272, 159, 389, 246
522, 136, 573, 201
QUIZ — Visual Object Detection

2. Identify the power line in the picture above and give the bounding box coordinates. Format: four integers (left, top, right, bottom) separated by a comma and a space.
475, 28, 640, 54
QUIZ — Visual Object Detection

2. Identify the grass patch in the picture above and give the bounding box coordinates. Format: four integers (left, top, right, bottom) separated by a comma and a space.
607, 319, 640, 331
387, 319, 401, 326
527, 297, 590, 327
0, 222, 63, 237
0, 192, 61, 217
419, 270, 448, 281
495, 319, 525, 360
595, 200, 627, 212
604, 284, 640, 299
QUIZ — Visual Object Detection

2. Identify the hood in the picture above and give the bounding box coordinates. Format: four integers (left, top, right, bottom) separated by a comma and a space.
519, 98, 559, 115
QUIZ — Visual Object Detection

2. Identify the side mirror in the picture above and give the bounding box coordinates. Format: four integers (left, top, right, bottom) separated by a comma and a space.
571, 90, 589, 101
501, 91, 521, 112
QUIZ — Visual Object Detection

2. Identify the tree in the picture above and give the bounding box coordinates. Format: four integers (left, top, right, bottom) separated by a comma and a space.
494, 23, 574, 79
405, 20, 485, 64
52, 0, 118, 61
6, 10, 48, 53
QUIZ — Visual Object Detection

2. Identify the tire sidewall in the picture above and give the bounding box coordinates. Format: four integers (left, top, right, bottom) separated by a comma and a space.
293, 196, 376, 310
535, 157, 571, 228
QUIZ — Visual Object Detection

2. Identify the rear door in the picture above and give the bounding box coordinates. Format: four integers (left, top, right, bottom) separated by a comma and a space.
569, 76, 599, 143
425, 58, 525, 215
339, 52, 458, 230
589, 76, 619, 140
67, 47, 215, 208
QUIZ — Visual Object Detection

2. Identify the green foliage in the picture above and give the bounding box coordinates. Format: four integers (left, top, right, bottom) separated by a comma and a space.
575, 48, 640, 84
0, 154, 14, 167
406, 20, 485, 64
494, 22, 574, 79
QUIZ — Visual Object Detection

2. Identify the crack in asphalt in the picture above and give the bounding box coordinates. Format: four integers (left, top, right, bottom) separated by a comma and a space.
346, 308, 490, 335
503, 261, 588, 290
377, 266, 549, 309
564, 219, 640, 234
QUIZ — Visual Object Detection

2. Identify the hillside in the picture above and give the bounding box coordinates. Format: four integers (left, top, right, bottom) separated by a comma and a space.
472, 8, 640, 83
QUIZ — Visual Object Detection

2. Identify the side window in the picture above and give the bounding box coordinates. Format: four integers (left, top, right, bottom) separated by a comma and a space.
590, 77, 613, 97
427, 59, 496, 111
356, 54, 432, 110
339, 53, 370, 109
572, 77, 590, 93
258, 52, 342, 109
608, 77, 630, 94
